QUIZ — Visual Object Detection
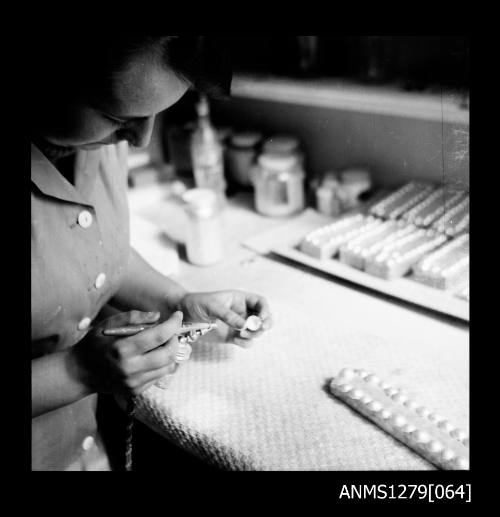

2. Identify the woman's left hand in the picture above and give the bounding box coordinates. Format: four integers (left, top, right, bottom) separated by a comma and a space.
179, 290, 272, 347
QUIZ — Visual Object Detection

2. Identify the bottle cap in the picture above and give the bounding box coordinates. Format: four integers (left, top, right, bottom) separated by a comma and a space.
196, 95, 210, 117
263, 134, 300, 155
341, 168, 371, 186
182, 188, 218, 217
322, 171, 341, 187
258, 152, 298, 172
230, 131, 262, 148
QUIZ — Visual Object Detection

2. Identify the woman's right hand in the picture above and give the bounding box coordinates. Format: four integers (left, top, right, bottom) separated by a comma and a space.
70, 310, 184, 397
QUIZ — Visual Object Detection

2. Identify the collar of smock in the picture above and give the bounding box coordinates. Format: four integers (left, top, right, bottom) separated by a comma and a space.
31, 142, 100, 207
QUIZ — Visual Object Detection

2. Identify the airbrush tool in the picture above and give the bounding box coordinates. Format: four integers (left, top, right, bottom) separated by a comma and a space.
104, 320, 218, 472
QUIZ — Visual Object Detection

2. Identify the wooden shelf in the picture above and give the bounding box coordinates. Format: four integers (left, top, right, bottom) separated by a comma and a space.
231, 74, 469, 125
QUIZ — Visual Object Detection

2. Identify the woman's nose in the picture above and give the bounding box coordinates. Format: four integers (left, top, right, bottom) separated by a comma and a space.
118, 117, 155, 148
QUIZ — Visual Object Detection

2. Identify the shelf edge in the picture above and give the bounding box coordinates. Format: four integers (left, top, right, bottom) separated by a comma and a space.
231, 75, 469, 125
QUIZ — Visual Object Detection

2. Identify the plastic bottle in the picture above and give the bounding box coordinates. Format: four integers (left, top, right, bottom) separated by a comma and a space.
190, 95, 226, 207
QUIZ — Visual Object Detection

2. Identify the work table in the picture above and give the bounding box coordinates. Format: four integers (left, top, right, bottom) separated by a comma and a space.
127, 184, 469, 471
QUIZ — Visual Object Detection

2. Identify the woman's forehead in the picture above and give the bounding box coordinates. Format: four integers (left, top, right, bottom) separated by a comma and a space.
103, 53, 189, 119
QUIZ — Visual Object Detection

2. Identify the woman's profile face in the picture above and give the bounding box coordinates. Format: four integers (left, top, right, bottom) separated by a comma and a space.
37, 51, 190, 152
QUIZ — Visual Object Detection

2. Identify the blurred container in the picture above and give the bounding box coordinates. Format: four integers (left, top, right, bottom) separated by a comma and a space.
182, 188, 224, 266
337, 168, 372, 210
316, 171, 343, 216
167, 123, 231, 179
251, 153, 305, 217
226, 131, 262, 186
166, 122, 196, 175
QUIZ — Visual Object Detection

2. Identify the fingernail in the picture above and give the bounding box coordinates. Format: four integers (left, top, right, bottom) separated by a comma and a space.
174, 310, 184, 319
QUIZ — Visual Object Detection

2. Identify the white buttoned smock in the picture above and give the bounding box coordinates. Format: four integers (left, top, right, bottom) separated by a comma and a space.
31, 141, 130, 471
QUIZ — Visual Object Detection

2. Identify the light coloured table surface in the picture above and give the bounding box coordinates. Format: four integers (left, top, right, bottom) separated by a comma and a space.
128, 185, 469, 471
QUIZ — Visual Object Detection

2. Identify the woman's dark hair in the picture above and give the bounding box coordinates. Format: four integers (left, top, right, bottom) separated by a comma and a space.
33, 35, 232, 103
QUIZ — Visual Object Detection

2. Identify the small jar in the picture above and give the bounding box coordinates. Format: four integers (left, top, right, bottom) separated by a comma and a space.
316, 187, 342, 217
251, 153, 305, 217
226, 131, 262, 186
182, 188, 224, 266
316, 171, 343, 216
338, 168, 372, 210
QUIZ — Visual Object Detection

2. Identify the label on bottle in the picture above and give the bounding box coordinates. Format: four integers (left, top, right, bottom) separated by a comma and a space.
269, 176, 289, 205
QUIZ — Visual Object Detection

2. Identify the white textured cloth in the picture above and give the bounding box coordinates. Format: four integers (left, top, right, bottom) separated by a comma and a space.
134, 255, 469, 471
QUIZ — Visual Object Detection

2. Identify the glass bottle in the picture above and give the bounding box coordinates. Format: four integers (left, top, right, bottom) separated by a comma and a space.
190, 95, 226, 207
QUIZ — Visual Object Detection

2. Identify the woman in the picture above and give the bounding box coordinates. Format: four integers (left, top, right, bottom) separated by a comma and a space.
31, 36, 272, 471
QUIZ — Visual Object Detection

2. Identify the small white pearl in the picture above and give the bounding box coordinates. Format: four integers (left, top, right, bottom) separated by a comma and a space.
367, 401, 383, 412
402, 423, 417, 434
442, 449, 456, 462
357, 369, 369, 379
428, 440, 444, 453
451, 429, 468, 442
339, 368, 355, 380
381, 409, 392, 420
393, 415, 407, 428
454, 457, 469, 470
365, 374, 381, 385
380, 381, 391, 390
386, 388, 399, 398
339, 383, 353, 393
350, 389, 364, 400
414, 430, 431, 444
437, 420, 455, 433
361, 395, 373, 405
244, 315, 263, 331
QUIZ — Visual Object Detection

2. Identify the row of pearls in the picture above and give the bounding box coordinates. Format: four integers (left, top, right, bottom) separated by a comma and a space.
387, 234, 448, 267
342, 220, 396, 253
370, 181, 426, 218
417, 233, 469, 272
404, 187, 445, 222
370, 182, 417, 217
419, 191, 466, 228
374, 229, 426, 263
330, 368, 469, 470
387, 185, 436, 220
360, 224, 417, 259
303, 214, 365, 245
432, 196, 469, 235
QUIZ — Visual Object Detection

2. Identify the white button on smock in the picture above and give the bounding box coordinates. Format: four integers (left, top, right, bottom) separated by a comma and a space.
82, 436, 95, 451
94, 273, 106, 289
78, 210, 93, 228
77, 317, 91, 331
